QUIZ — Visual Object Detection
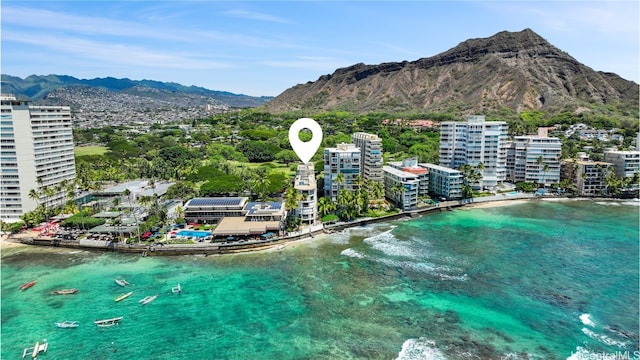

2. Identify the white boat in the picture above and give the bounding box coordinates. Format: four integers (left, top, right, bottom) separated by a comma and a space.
114, 291, 133, 302
171, 283, 182, 294
55, 320, 79, 328
139, 294, 158, 305
115, 279, 129, 287
94, 316, 123, 327
22, 339, 48, 358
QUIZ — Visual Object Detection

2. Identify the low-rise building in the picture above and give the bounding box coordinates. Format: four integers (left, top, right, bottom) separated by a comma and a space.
387, 158, 429, 199
561, 159, 612, 196
422, 164, 463, 200
184, 197, 285, 238
183, 197, 248, 224
603, 150, 640, 179
382, 166, 420, 210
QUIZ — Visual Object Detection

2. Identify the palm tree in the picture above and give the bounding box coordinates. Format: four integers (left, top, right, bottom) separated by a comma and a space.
357, 186, 368, 214
284, 187, 303, 217
337, 189, 353, 208
535, 156, 547, 188
604, 167, 621, 196
252, 177, 271, 201
354, 174, 364, 189
368, 180, 384, 200
475, 162, 485, 190
28, 189, 40, 208
391, 182, 406, 209
334, 173, 345, 193
317, 197, 337, 217
42, 185, 56, 221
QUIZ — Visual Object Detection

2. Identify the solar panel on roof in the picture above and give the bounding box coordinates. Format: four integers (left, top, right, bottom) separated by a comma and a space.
188, 198, 244, 207
246, 202, 283, 214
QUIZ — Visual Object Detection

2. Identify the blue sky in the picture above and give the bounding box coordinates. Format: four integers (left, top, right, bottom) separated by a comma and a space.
2, 1, 638, 96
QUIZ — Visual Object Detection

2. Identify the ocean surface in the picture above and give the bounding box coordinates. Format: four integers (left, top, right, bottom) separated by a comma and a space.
2, 199, 638, 360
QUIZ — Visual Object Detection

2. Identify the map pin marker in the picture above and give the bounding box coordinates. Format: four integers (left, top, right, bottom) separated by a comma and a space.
289, 118, 323, 164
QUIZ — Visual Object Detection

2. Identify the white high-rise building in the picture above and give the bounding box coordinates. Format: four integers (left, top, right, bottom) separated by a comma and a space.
439, 115, 508, 189
1, 95, 76, 222
351, 132, 383, 186
293, 163, 317, 225
508, 128, 562, 186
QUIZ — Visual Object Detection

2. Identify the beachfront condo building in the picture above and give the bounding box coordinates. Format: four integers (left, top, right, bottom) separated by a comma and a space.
382, 166, 420, 210
507, 128, 562, 186
387, 158, 430, 199
561, 159, 612, 196
323, 143, 361, 202
1, 94, 76, 223
603, 150, 640, 179
351, 132, 383, 186
439, 115, 508, 189
422, 164, 464, 200
293, 163, 318, 225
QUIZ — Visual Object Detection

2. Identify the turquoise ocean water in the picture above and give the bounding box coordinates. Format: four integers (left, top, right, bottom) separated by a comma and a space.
2, 199, 638, 359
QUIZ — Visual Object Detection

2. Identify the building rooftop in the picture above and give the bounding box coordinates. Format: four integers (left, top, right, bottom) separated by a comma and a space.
186, 197, 247, 208
246, 202, 284, 215
383, 166, 419, 178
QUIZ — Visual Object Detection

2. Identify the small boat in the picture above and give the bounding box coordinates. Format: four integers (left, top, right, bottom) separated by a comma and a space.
55, 320, 79, 328
115, 279, 129, 287
19, 280, 37, 291
94, 316, 123, 327
114, 291, 133, 302
52, 288, 79, 295
171, 283, 182, 294
139, 294, 159, 305
22, 339, 48, 358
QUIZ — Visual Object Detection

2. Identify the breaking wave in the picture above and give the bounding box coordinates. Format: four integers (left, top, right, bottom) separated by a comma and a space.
396, 338, 447, 360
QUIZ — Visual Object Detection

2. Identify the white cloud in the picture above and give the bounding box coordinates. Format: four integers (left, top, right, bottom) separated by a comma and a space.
3, 31, 235, 70
223, 9, 292, 24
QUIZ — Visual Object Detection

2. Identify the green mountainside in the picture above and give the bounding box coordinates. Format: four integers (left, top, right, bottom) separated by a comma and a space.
1, 74, 272, 108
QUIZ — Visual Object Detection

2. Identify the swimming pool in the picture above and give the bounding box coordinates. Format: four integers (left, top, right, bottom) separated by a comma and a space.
176, 230, 212, 238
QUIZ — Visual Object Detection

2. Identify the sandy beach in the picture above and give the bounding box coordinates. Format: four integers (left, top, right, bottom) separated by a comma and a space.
0, 196, 546, 255
462, 199, 532, 209
1, 231, 35, 250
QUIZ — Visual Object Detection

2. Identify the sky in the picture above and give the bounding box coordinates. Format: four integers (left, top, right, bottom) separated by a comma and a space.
1, 1, 638, 97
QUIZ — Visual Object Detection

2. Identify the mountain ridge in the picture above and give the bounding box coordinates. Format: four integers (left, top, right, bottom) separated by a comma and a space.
264, 28, 638, 115
1, 74, 272, 108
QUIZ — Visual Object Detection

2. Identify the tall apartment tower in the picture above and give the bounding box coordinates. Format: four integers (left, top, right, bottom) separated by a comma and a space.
293, 163, 317, 225
1, 95, 76, 222
507, 128, 562, 186
351, 132, 383, 186
439, 115, 508, 189
323, 143, 361, 202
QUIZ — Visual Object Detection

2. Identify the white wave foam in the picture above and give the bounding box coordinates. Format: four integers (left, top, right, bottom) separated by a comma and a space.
594, 201, 621, 206
396, 337, 447, 360
581, 327, 628, 349
364, 229, 422, 258
340, 248, 365, 259
580, 313, 595, 327
437, 273, 469, 281
376, 258, 466, 281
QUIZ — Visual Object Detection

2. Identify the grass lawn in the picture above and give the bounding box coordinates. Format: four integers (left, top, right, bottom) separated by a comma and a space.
75, 145, 108, 157
228, 160, 296, 177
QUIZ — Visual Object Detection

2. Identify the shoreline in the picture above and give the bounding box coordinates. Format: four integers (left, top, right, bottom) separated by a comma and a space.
3, 196, 635, 255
